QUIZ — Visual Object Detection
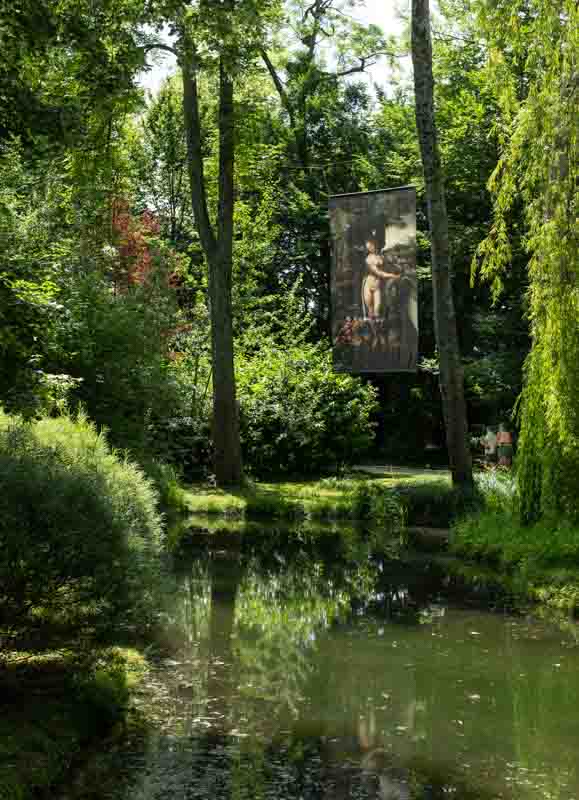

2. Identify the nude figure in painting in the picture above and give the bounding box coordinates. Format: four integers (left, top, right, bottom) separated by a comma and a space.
361, 238, 400, 319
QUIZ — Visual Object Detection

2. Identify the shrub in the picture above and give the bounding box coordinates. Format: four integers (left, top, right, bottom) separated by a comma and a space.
55, 270, 181, 456
0, 411, 163, 649
0, 142, 61, 417
140, 458, 190, 514
474, 468, 516, 512
452, 470, 579, 610
145, 301, 213, 477
147, 414, 211, 479
395, 479, 481, 528
453, 511, 579, 569
0, 646, 148, 800
236, 343, 378, 476
349, 481, 405, 526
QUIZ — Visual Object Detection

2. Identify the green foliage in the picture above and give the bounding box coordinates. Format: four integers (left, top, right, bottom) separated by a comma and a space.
453, 467, 579, 610
454, 511, 579, 570
453, 508, 579, 611
130, 77, 193, 245
474, 467, 516, 511
0, 0, 145, 148
0, 647, 147, 800
396, 478, 478, 528
237, 341, 378, 475
140, 458, 191, 514
0, 0, 548, 489
0, 141, 62, 412
148, 303, 213, 477
72, 650, 133, 729
0, 136, 199, 494
0, 411, 163, 648
161, 289, 378, 477
348, 481, 405, 526
179, 472, 455, 529
473, 0, 578, 522
56, 269, 180, 456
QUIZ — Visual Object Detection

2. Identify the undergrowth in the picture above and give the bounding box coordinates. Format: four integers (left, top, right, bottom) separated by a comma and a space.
0, 410, 160, 799
453, 471, 579, 611
0, 648, 148, 800
0, 410, 164, 648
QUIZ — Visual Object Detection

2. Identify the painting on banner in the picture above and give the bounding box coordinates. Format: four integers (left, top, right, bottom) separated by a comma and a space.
329, 187, 417, 373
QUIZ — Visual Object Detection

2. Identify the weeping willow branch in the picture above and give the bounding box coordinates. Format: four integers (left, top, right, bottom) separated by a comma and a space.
473, 0, 579, 522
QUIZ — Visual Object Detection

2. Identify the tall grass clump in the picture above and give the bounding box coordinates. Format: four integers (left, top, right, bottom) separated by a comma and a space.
140, 457, 191, 515
474, 469, 517, 510
393, 479, 481, 528
348, 481, 405, 529
453, 469, 579, 610
0, 410, 164, 651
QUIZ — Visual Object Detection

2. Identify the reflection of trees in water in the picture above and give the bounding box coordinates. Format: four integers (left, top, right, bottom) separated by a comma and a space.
67, 530, 579, 800
168, 527, 412, 738
206, 553, 241, 732
233, 554, 366, 728
168, 528, 438, 740
144, 732, 498, 800
155, 531, 579, 800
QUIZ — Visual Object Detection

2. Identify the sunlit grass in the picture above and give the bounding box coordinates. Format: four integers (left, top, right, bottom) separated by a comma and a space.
181, 471, 453, 522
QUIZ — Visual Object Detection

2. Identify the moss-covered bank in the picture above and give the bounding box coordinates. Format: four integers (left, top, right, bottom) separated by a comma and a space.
451, 509, 579, 613
0, 648, 148, 800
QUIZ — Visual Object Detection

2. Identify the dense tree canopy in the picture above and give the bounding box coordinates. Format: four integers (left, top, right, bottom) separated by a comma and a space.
0, 0, 575, 512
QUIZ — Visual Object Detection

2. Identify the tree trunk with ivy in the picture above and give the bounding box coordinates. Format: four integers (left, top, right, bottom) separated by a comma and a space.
411, 0, 473, 488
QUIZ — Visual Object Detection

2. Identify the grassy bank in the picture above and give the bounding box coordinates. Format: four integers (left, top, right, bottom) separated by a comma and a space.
0, 648, 148, 800
180, 471, 467, 528
452, 509, 579, 612
179, 466, 579, 615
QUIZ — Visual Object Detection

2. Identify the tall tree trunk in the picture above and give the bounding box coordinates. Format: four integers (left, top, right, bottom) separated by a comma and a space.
212, 62, 243, 484
182, 48, 243, 486
411, 0, 473, 488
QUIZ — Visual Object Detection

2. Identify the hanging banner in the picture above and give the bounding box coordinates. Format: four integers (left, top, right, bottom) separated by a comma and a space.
329, 186, 418, 373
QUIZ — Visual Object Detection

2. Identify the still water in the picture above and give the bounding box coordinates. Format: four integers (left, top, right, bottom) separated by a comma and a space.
67, 522, 579, 800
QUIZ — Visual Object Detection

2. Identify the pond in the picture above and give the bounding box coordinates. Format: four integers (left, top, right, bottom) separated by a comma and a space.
61, 521, 579, 800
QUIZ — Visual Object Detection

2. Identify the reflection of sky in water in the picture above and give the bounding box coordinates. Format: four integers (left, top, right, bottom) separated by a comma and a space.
62, 526, 579, 800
